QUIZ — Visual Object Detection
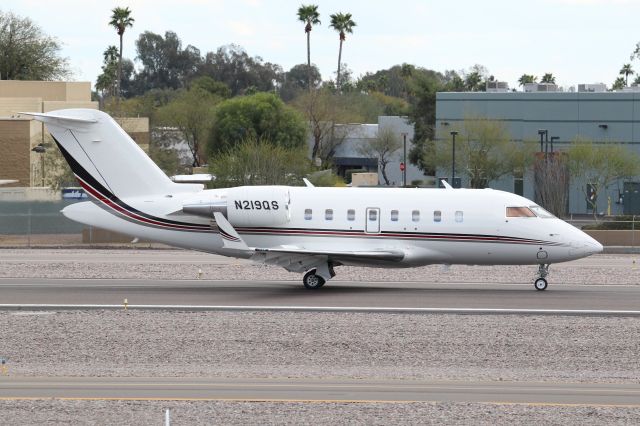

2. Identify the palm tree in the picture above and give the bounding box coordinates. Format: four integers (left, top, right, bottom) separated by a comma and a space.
518, 74, 537, 88
620, 63, 634, 86
108, 7, 134, 105
329, 12, 356, 91
297, 5, 321, 91
541, 73, 556, 84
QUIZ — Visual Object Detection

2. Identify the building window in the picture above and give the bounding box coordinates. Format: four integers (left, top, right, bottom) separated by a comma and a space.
347, 209, 355, 221
434, 210, 442, 222
412, 210, 420, 222
325, 209, 333, 220
304, 209, 312, 220
391, 210, 399, 221
455, 211, 463, 223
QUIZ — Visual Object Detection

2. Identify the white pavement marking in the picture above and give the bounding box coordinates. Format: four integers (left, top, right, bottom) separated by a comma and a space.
1, 304, 640, 316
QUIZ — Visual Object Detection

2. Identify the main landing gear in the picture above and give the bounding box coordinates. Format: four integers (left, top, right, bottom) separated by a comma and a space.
534, 264, 550, 291
302, 263, 335, 290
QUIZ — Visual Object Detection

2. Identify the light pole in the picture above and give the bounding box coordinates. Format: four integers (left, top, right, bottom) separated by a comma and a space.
31, 143, 46, 187
450, 131, 458, 187
401, 132, 408, 187
537, 129, 547, 153
550, 136, 559, 154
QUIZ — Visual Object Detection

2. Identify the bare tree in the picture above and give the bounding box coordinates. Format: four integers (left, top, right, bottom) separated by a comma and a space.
534, 152, 569, 217
357, 128, 402, 185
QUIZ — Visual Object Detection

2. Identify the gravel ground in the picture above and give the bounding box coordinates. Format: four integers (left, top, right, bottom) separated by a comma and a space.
0, 311, 638, 383
1, 399, 639, 425
1, 249, 639, 285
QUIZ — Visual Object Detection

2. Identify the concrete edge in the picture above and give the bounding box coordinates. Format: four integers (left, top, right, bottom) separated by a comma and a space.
1, 304, 640, 316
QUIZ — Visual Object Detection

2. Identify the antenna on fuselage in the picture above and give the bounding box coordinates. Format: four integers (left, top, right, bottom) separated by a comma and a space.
441, 180, 453, 189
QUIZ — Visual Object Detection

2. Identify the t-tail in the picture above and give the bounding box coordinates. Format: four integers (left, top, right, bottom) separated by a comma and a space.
21, 109, 200, 199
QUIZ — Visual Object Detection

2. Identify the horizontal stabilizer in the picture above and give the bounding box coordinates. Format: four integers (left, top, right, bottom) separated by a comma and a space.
19, 112, 98, 124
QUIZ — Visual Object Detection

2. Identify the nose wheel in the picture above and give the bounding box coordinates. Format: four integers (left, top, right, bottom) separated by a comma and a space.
534, 264, 550, 291
534, 278, 548, 291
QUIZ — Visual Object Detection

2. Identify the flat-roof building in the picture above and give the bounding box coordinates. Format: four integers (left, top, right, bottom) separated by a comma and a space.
436, 90, 640, 214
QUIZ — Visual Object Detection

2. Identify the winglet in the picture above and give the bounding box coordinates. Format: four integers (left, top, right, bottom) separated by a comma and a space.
303, 178, 315, 187
213, 212, 251, 251
441, 179, 453, 189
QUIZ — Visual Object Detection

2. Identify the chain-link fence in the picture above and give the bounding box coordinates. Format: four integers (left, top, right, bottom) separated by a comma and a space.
0, 201, 149, 247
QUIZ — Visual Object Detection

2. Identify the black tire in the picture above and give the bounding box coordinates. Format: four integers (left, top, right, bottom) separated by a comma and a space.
303, 270, 325, 290
534, 278, 548, 291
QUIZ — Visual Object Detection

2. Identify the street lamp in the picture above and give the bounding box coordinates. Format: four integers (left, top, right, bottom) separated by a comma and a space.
401, 132, 408, 187
31, 143, 46, 187
450, 131, 458, 187
537, 129, 548, 153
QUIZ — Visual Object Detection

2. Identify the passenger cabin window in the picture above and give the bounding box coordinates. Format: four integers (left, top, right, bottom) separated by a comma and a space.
304, 208, 312, 220
325, 209, 333, 220
433, 210, 442, 222
506, 207, 536, 218
412, 210, 420, 222
347, 209, 355, 221
455, 211, 463, 223
369, 209, 378, 221
391, 210, 399, 221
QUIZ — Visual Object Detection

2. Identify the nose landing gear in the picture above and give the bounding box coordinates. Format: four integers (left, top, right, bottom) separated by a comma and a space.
534, 264, 549, 291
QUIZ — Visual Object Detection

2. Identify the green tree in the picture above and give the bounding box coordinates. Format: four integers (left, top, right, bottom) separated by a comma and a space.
620, 63, 634, 86
108, 6, 135, 104
197, 44, 282, 96
329, 12, 356, 91
612, 77, 626, 91
95, 46, 119, 99
157, 87, 220, 167
541, 73, 556, 84
188, 75, 231, 99
356, 127, 402, 185
566, 141, 640, 217
210, 138, 311, 187
208, 92, 307, 157
134, 31, 201, 93
518, 74, 537, 88
297, 4, 321, 92
0, 11, 70, 80
280, 63, 321, 100
425, 117, 532, 189
633, 75, 640, 86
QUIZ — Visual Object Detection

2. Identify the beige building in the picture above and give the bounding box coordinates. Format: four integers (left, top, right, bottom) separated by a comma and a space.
0, 80, 149, 192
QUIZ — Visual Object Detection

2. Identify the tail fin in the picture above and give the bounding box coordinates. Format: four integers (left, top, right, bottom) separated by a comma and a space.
23, 109, 196, 199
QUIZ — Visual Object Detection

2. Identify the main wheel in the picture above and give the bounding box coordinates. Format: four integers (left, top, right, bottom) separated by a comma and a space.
303, 270, 325, 290
534, 278, 548, 291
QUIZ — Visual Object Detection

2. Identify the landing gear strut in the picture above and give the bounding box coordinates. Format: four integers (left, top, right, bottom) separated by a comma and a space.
534, 264, 549, 291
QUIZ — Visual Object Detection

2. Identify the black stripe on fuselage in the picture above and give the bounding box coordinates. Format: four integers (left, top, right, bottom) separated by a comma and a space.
52, 137, 211, 231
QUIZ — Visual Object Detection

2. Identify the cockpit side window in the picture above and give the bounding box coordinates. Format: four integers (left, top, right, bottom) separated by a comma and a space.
529, 205, 555, 218
506, 207, 536, 218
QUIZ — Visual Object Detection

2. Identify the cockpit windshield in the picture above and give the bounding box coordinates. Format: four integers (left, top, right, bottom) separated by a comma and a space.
506, 207, 536, 218
529, 205, 555, 218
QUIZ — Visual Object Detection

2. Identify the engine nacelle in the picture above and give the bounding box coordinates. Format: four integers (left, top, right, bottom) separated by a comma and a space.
226, 186, 290, 227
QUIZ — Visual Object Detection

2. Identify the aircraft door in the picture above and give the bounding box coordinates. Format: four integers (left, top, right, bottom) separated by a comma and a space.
365, 208, 380, 233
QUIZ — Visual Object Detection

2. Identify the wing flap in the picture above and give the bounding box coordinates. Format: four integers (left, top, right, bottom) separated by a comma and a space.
254, 247, 405, 262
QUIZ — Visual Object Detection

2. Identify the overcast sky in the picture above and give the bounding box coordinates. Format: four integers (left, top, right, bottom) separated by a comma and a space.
4, 0, 640, 90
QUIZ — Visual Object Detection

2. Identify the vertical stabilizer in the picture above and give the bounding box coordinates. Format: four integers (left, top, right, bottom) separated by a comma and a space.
24, 109, 189, 199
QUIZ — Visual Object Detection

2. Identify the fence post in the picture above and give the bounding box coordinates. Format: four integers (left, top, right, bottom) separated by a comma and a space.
633, 215, 636, 251
27, 206, 32, 248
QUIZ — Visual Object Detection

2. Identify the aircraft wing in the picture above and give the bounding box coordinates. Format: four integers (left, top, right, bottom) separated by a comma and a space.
212, 212, 405, 272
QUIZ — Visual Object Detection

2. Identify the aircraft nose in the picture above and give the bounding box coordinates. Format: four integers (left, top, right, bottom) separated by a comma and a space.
580, 234, 603, 255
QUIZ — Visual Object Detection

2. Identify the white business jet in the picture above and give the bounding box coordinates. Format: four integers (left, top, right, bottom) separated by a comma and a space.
23, 109, 602, 291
